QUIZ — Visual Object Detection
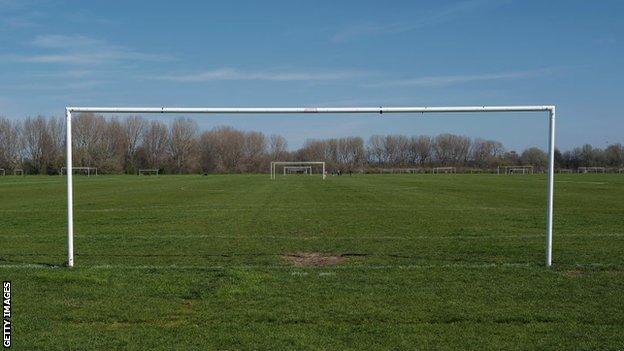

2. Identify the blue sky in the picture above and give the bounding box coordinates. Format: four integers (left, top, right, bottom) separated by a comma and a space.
0, 0, 622, 151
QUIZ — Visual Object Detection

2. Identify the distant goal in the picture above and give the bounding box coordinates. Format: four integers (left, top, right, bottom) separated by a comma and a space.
283, 166, 312, 175
61, 166, 98, 176
138, 169, 160, 176
432, 167, 456, 174
271, 161, 325, 180
498, 165, 534, 174
578, 167, 605, 173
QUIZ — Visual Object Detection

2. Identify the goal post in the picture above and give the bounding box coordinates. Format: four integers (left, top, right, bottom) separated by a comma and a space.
432, 167, 456, 174
60, 166, 98, 176
138, 169, 160, 176
270, 161, 325, 180
64, 105, 556, 267
283, 166, 312, 175
498, 165, 534, 175
578, 166, 606, 173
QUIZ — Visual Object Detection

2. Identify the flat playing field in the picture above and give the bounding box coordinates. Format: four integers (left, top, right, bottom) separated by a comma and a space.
1, 174, 623, 349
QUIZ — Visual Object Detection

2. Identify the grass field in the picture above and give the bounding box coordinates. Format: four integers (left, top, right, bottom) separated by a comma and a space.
1, 173, 623, 349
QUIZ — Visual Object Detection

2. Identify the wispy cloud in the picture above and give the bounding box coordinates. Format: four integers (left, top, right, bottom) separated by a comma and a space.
364, 68, 556, 88
5, 34, 171, 65
0, 0, 45, 28
156, 68, 364, 82
331, 0, 503, 43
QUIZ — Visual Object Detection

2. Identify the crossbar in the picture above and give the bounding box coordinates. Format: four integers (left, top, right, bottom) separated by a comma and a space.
65, 105, 556, 267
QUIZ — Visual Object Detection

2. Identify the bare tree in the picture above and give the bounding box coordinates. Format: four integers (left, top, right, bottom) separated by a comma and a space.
73, 113, 109, 168
268, 134, 289, 161
121, 116, 147, 173
242, 131, 267, 172
141, 120, 168, 170
605, 143, 624, 167
298, 139, 327, 164
168, 118, 198, 173
22, 116, 60, 174
0, 117, 22, 170
408, 135, 433, 166
520, 147, 547, 170
46, 117, 65, 172
338, 137, 365, 170
366, 135, 386, 165
471, 138, 504, 169
433, 134, 471, 166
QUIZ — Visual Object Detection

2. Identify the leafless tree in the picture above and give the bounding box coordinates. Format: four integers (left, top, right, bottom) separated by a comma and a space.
242, 131, 267, 172
605, 143, 624, 167
0, 117, 22, 170
471, 138, 504, 168
168, 118, 198, 173
141, 120, 169, 170
268, 134, 289, 161
408, 135, 433, 166
433, 134, 471, 166
120, 116, 147, 173
520, 147, 547, 170
366, 135, 386, 165
73, 113, 109, 168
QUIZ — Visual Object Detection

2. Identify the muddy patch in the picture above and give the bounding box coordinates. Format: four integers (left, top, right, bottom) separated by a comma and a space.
283, 252, 347, 267
563, 269, 584, 278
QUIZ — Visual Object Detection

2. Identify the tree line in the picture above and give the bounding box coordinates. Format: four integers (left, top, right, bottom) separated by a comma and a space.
0, 114, 622, 174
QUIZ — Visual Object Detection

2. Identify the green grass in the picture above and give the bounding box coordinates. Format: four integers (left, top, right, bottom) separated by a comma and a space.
1, 173, 623, 350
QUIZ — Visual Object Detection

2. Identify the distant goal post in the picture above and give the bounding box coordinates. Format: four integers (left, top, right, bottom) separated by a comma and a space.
138, 169, 160, 176
61, 166, 98, 176
578, 167, 606, 173
498, 165, 534, 174
64, 105, 556, 267
283, 166, 312, 175
270, 161, 325, 180
432, 167, 456, 174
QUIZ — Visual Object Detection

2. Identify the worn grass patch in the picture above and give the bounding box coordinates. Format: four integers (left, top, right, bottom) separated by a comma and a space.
283, 252, 348, 267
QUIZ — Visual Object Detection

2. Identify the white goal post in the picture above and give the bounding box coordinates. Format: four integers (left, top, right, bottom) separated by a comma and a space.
270, 161, 325, 180
64, 105, 556, 267
138, 169, 160, 176
432, 167, 456, 174
284, 166, 312, 174
578, 166, 605, 173
61, 166, 98, 176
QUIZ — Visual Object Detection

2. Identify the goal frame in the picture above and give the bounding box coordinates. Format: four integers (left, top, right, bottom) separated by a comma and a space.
432, 167, 456, 174
64, 105, 556, 267
138, 168, 160, 176
498, 165, 534, 175
283, 166, 312, 175
61, 166, 98, 176
270, 161, 325, 180
578, 166, 605, 173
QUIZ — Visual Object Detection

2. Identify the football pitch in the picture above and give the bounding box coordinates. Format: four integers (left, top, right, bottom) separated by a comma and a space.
1, 174, 623, 349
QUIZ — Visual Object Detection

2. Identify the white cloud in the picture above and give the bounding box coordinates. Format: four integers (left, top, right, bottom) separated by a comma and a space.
364, 68, 555, 88
156, 68, 363, 82
5, 34, 172, 65
331, 0, 504, 43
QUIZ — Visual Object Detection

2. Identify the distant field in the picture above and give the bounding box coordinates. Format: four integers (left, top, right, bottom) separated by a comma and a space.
1, 173, 623, 350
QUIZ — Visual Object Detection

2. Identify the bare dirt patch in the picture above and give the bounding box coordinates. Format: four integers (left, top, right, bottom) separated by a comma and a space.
283, 252, 347, 267
563, 269, 584, 278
